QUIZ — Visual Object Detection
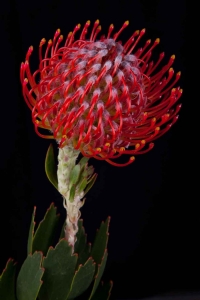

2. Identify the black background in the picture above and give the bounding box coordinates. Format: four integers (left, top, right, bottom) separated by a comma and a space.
0, 0, 193, 299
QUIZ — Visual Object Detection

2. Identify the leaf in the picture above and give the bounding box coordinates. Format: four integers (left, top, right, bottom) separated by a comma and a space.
77, 243, 91, 267
74, 219, 87, 255
67, 257, 95, 299
78, 177, 88, 193
86, 165, 95, 178
69, 184, 76, 202
82, 165, 94, 179
89, 250, 108, 299
69, 164, 81, 187
90, 217, 110, 266
91, 281, 113, 300
16, 252, 44, 300
84, 173, 98, 196
78, 156, 89, 168
59, 220, 66, 240
70, 219, 90, 267
0, 259, 17, 300
27, 206, 36, 255
45, 144, 58, 190
32, 203, 59, 256
76, 158, 89, 185
39, 239, 77, 300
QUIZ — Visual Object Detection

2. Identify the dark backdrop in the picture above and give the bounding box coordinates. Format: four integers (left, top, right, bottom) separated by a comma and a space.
1, 1, 194, 299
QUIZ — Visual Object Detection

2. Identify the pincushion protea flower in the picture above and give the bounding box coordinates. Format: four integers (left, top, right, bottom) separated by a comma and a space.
20, 20, 182, 167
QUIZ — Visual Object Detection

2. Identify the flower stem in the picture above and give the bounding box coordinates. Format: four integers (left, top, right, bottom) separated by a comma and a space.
57, 146, 84, 252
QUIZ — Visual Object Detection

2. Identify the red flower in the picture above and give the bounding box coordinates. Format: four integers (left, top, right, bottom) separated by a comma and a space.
20, 20, 182, 167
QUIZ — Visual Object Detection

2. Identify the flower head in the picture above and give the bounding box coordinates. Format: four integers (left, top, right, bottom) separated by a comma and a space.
21, 20, 182, 166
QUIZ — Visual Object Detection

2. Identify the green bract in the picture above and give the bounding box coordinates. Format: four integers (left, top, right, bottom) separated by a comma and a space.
45, 144, 98, 200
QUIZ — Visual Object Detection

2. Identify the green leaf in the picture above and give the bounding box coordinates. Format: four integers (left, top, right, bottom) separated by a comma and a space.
91, 281, 113, 300
76, 159, 89, 184
39, 239, 77, 300
27, 206, 36, 255
69, 164, 81, 187
90, 217, 110, 266
73, 219, 91, 267
86, 165, 95, 178
77, 243, 91, 267
45, 144, 58, 190
78, 177, 88, 193
74, 219, 87, 255
84, 173, 98, 196
32, 203, 59, 256
89, 250, 108, 299
78, 156, 89, 168
0, 259, 17, 300
69, 184, 76, 202
82, 165, 94, 179
59, 221, 66, 240
67, 257, 95, 299
16, 252, 44, 300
